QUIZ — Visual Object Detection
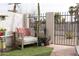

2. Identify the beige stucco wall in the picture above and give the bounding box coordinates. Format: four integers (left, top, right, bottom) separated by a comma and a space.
0, 12, 23, 32
46, 12, 55, 44
0, 12, 30, 47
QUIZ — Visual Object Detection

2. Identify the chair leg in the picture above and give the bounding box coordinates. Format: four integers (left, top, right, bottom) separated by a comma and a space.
36, 40, 38, 46
37, 42, 38, 46
21, 44, 24, 50
21, 39, 24, 50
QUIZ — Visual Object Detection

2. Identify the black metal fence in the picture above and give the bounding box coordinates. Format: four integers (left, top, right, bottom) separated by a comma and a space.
28, 12, 79, 46
54, 12, 79, 46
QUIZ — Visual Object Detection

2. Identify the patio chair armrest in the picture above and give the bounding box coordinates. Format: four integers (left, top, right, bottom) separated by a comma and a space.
16, 32, 24, 39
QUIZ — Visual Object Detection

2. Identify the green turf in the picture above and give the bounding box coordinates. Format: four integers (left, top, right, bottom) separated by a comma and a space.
1, 46, 52, 56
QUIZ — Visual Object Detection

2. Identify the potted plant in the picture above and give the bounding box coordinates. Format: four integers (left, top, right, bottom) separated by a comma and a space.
0, 28, 6, 36
65, 32, 74, 39
0, 28, 6, 51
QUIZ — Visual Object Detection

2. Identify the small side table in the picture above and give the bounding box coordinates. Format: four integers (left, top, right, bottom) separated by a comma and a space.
0, 35, 13, 52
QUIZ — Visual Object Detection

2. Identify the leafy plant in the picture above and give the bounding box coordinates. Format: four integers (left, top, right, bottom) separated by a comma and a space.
65, 32, 74, 39
34, 21, 41, 37
0, 28, 6, 32
0, 28, 6, 36
54, 13, 61, 23
0, 28, 6, 49
54, 13, 66, 23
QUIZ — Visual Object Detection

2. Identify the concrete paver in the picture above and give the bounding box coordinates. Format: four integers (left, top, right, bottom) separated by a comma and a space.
46, 44, 77, 56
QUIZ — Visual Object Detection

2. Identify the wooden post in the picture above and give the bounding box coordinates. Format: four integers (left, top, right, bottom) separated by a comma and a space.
21, 37, 24, 50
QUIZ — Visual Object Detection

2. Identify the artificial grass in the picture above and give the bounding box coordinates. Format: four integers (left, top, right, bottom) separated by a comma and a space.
1, 46, 52, 56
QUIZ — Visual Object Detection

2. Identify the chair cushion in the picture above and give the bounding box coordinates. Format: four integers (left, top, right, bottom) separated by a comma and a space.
23, 36, 38, 43
16, 28, 31, 36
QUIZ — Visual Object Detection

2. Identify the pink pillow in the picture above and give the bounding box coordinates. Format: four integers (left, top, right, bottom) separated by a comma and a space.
16, 28, 31, 36
25, 28, 31, 36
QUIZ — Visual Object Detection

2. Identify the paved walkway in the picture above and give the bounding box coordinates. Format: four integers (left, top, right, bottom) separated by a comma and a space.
46, 44, 77, 56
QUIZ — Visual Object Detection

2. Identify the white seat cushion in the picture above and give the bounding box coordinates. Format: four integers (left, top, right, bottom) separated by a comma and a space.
23, 36, 38, 43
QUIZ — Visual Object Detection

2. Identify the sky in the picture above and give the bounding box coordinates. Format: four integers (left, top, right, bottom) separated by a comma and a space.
0, 0, 79, 31
0, 0, 79, 13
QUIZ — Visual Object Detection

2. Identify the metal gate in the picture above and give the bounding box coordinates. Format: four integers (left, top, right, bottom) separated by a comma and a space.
54, 12, 79, 46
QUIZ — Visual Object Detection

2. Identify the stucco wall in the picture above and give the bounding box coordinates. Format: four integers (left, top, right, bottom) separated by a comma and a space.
0, 12, 30, 47
0, 12, 24, 32
46, 12, 55, 44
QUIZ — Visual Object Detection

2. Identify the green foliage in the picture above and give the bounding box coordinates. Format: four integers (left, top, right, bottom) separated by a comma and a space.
34, 21, 41, 37
0, 28, 6, 36
65, 32, 74, 39
69, 6, 75, 16
0, 28, 6, 32
54, 13, 61, 23
54, 13, 66, 23
34, 21, 40, 30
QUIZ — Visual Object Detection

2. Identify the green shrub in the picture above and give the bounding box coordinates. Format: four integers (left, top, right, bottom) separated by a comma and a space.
65, 32, 74, 39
